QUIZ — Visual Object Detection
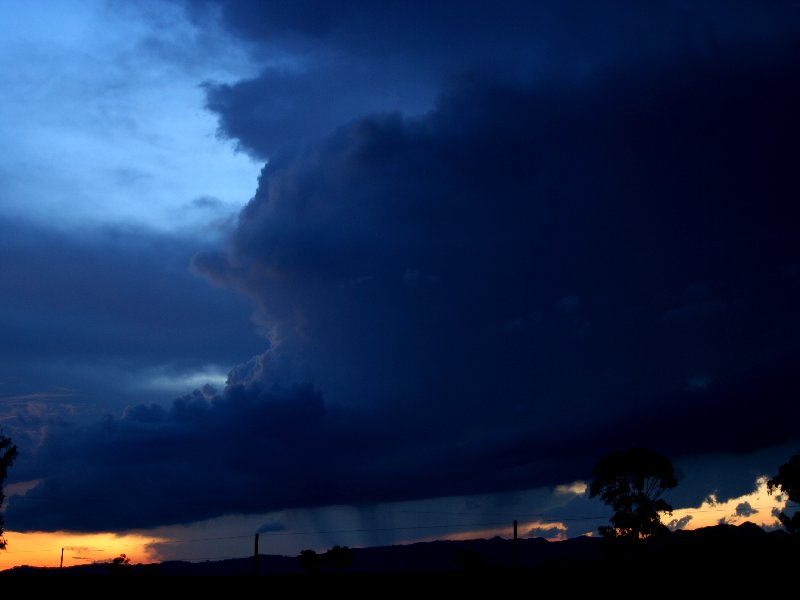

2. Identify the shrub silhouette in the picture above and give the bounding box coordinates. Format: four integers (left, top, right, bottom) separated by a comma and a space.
324, 545, 353, 572
298, 549, 322, 574
108, 553, 132, 574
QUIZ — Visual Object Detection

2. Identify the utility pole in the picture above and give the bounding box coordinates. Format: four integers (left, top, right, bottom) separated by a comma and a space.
253, 533, 259, 576
512, 520, 519, 569
60, 547, 64, 570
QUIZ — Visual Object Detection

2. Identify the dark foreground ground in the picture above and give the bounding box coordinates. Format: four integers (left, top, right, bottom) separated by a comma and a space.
1, 522, 797, 594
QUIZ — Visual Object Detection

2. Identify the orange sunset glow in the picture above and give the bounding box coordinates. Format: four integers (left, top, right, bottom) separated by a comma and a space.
0, 531, 165, 570
667, 476, 786, 531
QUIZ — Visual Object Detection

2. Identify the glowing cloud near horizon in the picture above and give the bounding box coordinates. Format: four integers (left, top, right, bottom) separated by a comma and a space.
668, 476, 786, 531
555, 481, 588, 496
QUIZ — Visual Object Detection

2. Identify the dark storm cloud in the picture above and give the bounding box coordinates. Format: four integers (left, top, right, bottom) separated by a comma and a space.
735, 502, 758, 518
8, 382, 324, 530
199, 0, 800, 159
195, 41, 800, 509
207, 0, 800, 62
0, 219, 263, 412
8, 370, 590, 531
9, 5, 800, 532
203, 64, 432, 160
667, 515, 693, 531
527, 525, 564, 539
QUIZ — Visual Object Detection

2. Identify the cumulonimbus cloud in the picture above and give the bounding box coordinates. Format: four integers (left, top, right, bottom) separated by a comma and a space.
9, 35, 800, 532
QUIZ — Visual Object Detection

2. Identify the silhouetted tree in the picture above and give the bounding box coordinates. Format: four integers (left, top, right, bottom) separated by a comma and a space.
108, 553, 132, 574
589, 447, 677, 540
0, 435, 18, 550
324, 545, 353, 572
298, 549, 322, 574
767, 451, 800, 534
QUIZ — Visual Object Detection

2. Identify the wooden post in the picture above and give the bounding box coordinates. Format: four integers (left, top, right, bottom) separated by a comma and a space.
512, 520, 519, 569
60, 547, 64, 570
253, 533, 259, 576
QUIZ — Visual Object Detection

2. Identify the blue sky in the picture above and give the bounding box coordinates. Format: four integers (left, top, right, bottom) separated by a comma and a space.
1, 0, 799, 568
0, 0, 259, 232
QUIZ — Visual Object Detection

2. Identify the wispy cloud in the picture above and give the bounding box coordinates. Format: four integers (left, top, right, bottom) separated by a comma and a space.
0, 391, 77, 404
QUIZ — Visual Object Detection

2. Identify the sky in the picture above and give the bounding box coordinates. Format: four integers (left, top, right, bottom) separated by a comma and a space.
1, 0, 799, 569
